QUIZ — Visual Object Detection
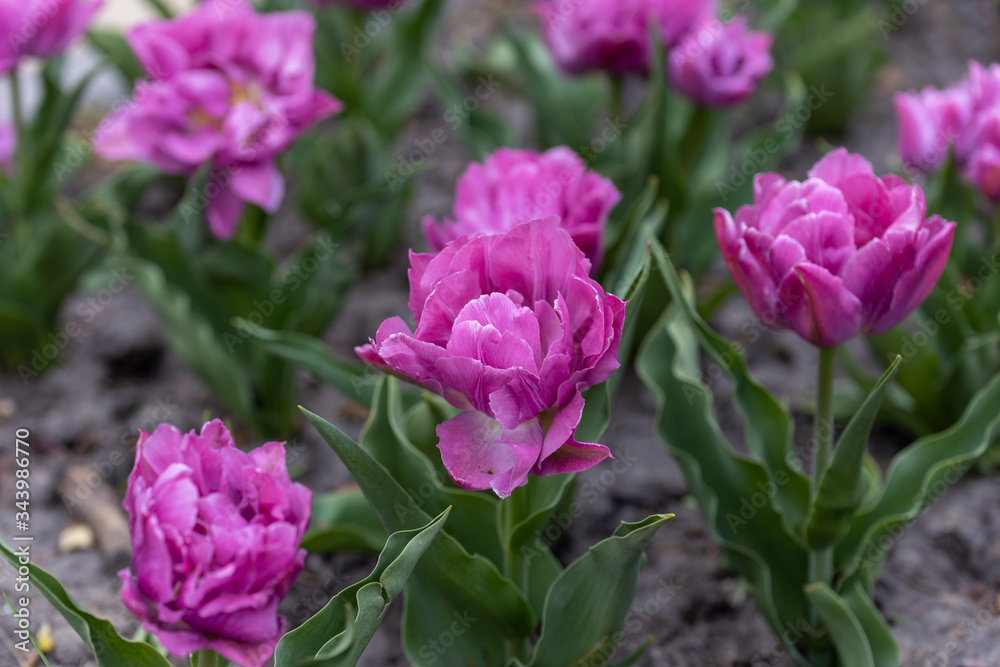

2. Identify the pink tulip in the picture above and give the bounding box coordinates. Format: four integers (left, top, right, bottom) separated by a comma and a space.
0, 0, 102, 72
668, 16, 773, 107
894, 60, 1000, 199
422, 147, 621, 270
357, 219, 624, 498
119, 420, 310, 667
715, 149, 955, 348
536, 0, 716, 76
94, 0, 342, 239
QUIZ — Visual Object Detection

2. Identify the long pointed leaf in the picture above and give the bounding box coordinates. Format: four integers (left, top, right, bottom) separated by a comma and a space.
0, 540, 172, 666
300, 408, 534, 639
529, 515, 672, 667
274, 509, 449, 667
648, 235, 812, 534
804, 583, 874, 667
805, 357, 901, 549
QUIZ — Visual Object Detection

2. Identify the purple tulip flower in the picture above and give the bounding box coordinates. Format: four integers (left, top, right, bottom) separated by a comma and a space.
119, 420, 311, 667
668, 15, 773, 107
94, 0, 342, 239
536, 0, 716, 76
894, 60, 1000, 201
357, 219, 625, 498
421, 147, 621, 271
715, 149, 955, 348
0, 0, 102, 72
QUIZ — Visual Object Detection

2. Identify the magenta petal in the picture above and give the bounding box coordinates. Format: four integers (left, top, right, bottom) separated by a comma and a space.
436, 411, 542, 498
778, 263, 863, 347
532, 437, 611, 477
206, 187, 245, 240
230, 161, 285, 212
868, 218, 955, 334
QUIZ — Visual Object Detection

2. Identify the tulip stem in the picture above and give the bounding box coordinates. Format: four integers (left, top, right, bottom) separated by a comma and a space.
192, 649, 220, 667
811, 346, 835, 487
808, 346, 836, 661
10, 70, 24, 146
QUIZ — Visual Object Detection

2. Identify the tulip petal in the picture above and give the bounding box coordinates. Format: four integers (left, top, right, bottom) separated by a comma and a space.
436, 411, 542, 498
778, 263, 863, 347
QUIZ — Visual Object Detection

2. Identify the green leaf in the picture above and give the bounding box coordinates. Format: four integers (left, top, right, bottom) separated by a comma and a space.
840, 581, 900, 667
363, 376, 504, 567
648, 235, 812, 534
401, 574, 507, 667
805, 357, 901, 549
529, 515, 673, 667
804, 583, 874, 667
129, 257, 254, 420
302, 489, 388, 553
835, 371, 1000, 588
608, 637, 652, 667
504, 474, 576, 554
274, 509, 450, 667
576, 244, 654, 444
300, 407, 534, 639
636, 303, 809, 661
243, 324, 376, 406
0, 540, 172, 666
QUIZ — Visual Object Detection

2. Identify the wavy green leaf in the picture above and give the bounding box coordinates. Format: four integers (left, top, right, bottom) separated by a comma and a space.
836, 371, 1000, 588
529, 515, 673, 667
301, 407, 534, 639
804, 583, 873, 667
274, 509, 449, 667
0, 540, 172, 666
636, 304, 810, 662
302, 489, 387, 554
648, 235, 811, 534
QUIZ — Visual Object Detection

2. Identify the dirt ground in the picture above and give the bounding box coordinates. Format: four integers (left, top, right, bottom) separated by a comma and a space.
2, 0, 1000, 666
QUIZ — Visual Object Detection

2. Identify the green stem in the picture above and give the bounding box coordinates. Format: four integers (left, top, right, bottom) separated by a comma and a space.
192, 649, 220, 667
808, 346, 836, 664
609, 75, 624, 125
10, 70, 25, 143
502, 493, 530, 663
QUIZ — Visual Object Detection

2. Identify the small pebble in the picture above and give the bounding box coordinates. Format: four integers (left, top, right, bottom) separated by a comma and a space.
0, 397, 16, 420
58, 524, 96, 553
36, 623, 54, 653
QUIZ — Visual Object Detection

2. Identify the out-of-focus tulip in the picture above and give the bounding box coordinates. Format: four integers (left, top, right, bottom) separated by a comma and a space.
536, 0, 716, 76
0, 0, 102, 72
94, 0, 342, 239
668, 16, 773, 107
421, 147, 621, 270
357, 219, 625, 498
715, 149, 955, 347
119, 419, 310, 667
